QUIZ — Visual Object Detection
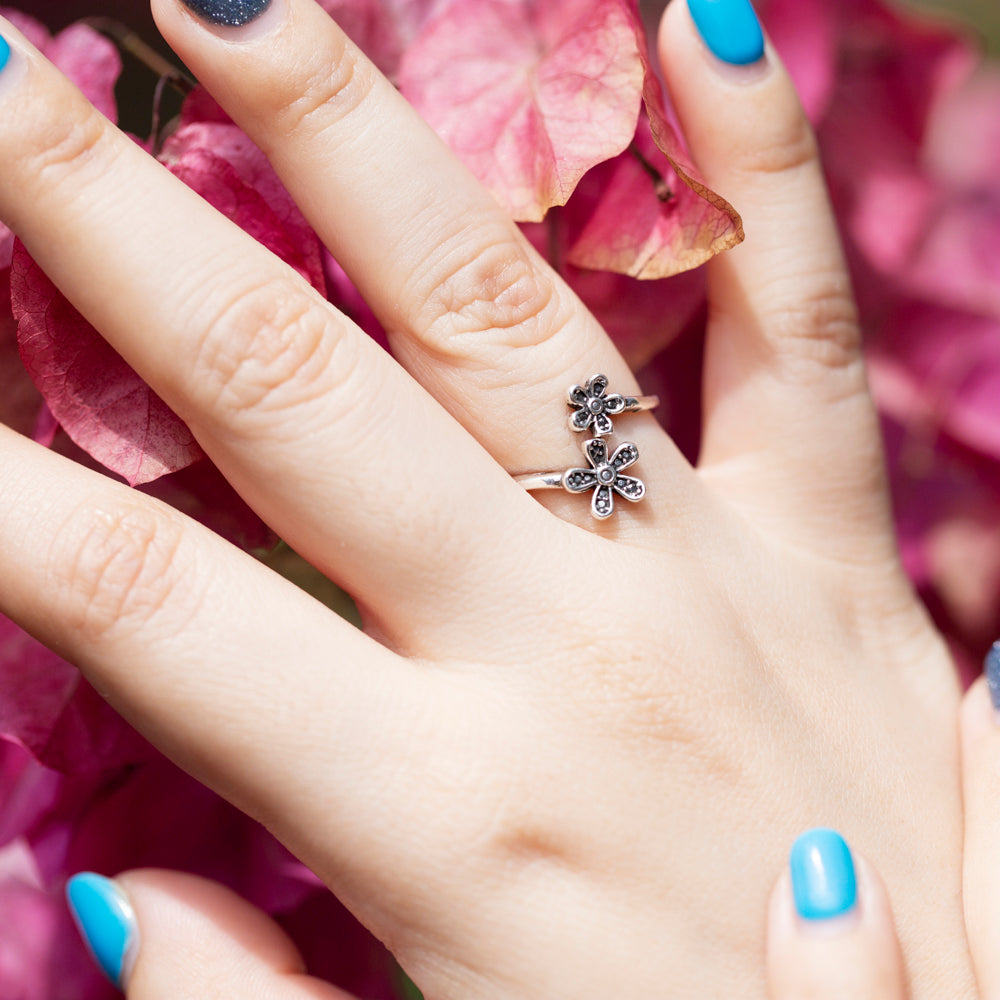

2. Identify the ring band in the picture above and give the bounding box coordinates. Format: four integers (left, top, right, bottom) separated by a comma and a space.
513, 470, 567, 491
621, 395, 660, 412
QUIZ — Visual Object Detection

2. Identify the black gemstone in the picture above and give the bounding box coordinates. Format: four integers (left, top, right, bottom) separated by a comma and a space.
181, 0, 272, 26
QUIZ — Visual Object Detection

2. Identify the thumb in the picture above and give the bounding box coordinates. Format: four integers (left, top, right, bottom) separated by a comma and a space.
66, 869, 357, 1000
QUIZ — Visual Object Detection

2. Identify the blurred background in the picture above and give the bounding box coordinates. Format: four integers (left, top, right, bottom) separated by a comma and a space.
910, 0, 1000, 50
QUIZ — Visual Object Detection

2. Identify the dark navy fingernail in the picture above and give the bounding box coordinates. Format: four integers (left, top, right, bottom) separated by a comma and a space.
66, 873, 138, 987
687, 0, 765, 66
985, 641, 1000, 711
789, 828, 857, 921
179, 0, 272, 27
0, 35, 12, 73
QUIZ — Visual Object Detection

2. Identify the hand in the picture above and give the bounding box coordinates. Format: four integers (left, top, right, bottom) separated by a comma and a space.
0, 0, 975, 996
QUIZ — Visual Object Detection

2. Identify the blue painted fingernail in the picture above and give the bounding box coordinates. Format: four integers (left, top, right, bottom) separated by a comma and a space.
66, 873, 138, 987
789, 828, 857, 920
180, 0, 272, 27
985, 641, 1000, 712
0, 35, 12, 74
687, 0, 765, 66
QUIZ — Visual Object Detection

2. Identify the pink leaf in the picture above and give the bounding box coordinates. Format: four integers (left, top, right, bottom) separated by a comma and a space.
316, 0, 443, 78
161, 119, 326, 294
399, 0, 645, 222
43, 23, 122, 122
568, 4, 743, 277
0, 615, 152, 775
12, 242, 204, 487
568, 119, 742, 278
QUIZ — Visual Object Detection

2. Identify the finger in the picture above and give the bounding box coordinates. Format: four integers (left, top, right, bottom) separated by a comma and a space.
66, 869, 360, 1000
149, 0, 681, 486
658, 0, 894, 559
767, 828, 907, 999
0, 18, 544, 640
0, 425, 435, 897
960, 661, 1000, 997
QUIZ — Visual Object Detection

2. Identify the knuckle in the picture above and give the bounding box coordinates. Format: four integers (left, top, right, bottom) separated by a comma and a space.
765, 277, 862, 376
49, 502, 187, 642
268, 38, 376, 141
191, 280, 348, 424
22, 110, 108, 193
411, 228, 566, 357
739, 109, 818, 178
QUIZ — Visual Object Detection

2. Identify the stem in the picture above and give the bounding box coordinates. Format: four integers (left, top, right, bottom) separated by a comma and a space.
150, 74, 177, 157
80, 18, 195, 92
628, 141, 673, 203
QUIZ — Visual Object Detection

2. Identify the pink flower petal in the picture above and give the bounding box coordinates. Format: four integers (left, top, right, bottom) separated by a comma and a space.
0, 269, 43, 436
568, 5, 743, 277
317, 0, 443, 78
399, 0, 645, 222
43, 23, 122, 122
161, 116, 326, 294
0, 614, 153, 774
12, 241, 205, 487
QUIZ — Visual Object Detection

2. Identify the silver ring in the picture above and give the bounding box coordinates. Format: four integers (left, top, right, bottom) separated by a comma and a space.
568, 373, 659, 437
516, 375, 654, 520
516, 437, 646, 520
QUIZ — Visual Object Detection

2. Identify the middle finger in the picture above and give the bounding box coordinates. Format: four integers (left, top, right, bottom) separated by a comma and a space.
150, 0, 683, 484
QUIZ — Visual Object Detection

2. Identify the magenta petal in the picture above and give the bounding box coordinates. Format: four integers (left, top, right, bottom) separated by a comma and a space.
12, 242, 205, 487
0, 615, 152, 775
161, 118, 326, 294
399, 0, 644, 221
568, 7, 743, 278
44, 23, 122, 122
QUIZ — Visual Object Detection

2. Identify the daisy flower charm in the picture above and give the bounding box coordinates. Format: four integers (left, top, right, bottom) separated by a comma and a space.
567, 374, 628, 436
564, 439, 646, 519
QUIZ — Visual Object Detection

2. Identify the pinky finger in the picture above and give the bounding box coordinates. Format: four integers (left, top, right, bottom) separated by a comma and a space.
766, 828, 907, 999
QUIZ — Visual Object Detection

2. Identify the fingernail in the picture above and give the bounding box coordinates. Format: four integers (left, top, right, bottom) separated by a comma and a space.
66, 873, 138, 987
0, 35, 11, 74
789, 828, 857, 920
687, 0, 765, 66
179, 0, 272, 27
985, 641, 1000, 712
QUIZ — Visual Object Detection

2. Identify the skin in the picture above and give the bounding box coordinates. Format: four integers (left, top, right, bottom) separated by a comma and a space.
0, 0, 980, 996
764, 681, 1000, 1000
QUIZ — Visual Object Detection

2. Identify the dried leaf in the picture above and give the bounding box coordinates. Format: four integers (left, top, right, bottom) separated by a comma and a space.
568, 6, 743, 277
